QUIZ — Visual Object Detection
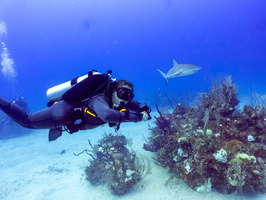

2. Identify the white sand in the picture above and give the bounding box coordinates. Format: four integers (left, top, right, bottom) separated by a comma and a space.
0, 121, 265, 200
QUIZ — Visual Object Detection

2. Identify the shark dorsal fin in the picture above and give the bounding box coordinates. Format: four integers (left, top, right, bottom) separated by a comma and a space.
173, 59, 178, 66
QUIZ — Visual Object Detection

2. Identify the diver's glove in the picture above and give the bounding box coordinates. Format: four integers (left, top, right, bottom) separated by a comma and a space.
141, 111, 150, 121
139, 103, 152, 121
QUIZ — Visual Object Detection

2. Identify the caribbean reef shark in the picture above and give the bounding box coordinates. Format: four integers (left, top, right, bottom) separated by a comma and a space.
158, 59, 201, 85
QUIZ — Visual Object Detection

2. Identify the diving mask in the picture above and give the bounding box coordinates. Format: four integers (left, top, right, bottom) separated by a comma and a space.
117, 87, 134, 101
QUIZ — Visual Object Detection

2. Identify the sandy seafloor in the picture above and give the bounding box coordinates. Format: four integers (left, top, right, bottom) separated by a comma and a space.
0, 117, 266, 200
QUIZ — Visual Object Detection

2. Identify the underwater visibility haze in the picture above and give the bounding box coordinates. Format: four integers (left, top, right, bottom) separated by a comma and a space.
0, 0, 265, 110
0, 0, 266, 199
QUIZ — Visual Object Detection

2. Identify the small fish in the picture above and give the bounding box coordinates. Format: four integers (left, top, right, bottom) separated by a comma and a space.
158, 59, 201, 85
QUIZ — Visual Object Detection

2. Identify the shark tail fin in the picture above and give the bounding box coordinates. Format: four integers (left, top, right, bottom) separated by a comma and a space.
157, 69, 169, 85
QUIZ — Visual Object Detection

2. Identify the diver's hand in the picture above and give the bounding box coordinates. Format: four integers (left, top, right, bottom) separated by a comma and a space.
141, 111, 149, 122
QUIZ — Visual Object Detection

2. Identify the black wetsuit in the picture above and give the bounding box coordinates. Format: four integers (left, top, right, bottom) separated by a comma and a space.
0, 94, 144, 140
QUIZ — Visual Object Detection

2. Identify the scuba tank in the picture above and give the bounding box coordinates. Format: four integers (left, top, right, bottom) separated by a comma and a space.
46, 70, 113, 104
46, 74, 88, 101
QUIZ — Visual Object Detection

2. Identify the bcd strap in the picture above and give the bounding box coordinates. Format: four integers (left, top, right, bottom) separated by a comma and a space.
67, 107, 127, 133
84, 107, 97, 117
111, 108, 129, 132
119, 108, 129, 120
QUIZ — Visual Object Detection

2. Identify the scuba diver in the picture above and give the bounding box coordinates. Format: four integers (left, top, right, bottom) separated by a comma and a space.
0, 70, 151, 141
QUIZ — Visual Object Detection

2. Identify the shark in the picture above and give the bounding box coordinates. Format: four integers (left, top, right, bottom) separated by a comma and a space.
158, 59, 201, 85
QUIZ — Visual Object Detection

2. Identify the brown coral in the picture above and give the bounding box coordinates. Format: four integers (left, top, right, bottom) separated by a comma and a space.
223, 139, 246, 154
144, 75, 266, 195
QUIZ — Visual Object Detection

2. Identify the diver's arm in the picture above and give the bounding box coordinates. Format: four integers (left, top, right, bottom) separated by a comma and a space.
126, 99, 152, 121
90, 95, 143, 123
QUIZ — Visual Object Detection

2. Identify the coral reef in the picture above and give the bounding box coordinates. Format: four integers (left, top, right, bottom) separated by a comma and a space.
82, 134, 149, 195
144, 76, 266, 194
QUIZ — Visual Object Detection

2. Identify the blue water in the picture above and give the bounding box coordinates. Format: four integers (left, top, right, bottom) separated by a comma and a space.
1, 1, 266, 199
0, 0, 265, 110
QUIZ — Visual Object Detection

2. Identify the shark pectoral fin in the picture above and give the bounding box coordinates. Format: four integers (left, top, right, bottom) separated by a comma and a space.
157, 69, 166, 78
157, 69, 169, 85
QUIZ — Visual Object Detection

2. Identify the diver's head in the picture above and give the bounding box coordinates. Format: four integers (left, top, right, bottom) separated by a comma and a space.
112, 79, 134, 108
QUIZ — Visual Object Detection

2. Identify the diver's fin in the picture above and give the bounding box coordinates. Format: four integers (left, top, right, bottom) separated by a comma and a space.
48, 127, 62, 142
